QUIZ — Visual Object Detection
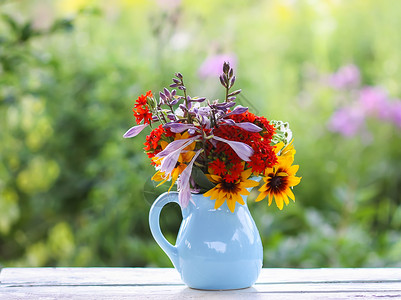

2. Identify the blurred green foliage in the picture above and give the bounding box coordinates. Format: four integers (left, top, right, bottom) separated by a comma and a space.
1, 0, 400, 268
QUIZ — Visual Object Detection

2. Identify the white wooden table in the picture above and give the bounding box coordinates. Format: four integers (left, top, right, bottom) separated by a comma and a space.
1, 268, 400, 299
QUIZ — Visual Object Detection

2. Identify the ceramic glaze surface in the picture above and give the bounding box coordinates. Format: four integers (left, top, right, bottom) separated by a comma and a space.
149, 192, 263, 290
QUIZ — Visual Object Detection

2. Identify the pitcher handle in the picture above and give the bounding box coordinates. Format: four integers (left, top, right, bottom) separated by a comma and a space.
149, 191, 180, 271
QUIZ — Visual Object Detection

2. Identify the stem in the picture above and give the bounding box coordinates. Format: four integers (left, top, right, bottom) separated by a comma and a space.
181, 80, 192, 124
155, 109, 167, 124
211, 110, 218, 128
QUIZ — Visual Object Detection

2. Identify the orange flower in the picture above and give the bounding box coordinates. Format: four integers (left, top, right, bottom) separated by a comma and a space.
133, 91, 153, 125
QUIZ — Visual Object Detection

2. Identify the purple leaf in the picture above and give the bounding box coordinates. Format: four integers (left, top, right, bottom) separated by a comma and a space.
164, 88, 171, 99
164, 123, 198, 133
179, 187, 192, 208
196, 106, 212, 116
190, 97, 207, 103
226, 105, 248, 116
229, 75, 236, 88
213, 136, 254, 161
234, 122, 262, 132
177, 150, 202, 207
219, 75, 226, 87
221, 119, 235, 125
179, 104, 188, 112
157, 135, 200, 158
170, 98, 179, 105
160, 150, 181, 175
159, 91, 167, 101
123, 124, 148, 138
157, 135, 200, 175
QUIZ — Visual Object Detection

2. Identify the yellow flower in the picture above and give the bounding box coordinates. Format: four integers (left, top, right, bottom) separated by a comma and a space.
152, 164, 187, 192
274, 139, 296, 159
204, 169, 259, 213
255, 155, 301, 210
174, 131, 196, 163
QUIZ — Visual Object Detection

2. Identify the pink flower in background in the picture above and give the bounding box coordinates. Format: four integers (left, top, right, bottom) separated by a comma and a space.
326, 64, 401, 137
198, 54, 237, 79
328, 106, 365, 137
391, 100, 401, 128
359, 87, 392, 120
329, 64, 360, 89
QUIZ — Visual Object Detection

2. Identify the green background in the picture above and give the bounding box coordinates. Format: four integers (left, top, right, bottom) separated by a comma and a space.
1, 0, 400, 268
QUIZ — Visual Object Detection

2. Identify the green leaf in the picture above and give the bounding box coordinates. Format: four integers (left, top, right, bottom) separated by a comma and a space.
1, 14, 19, 34
143, 177, 169, 206
191, 167, 215, 192
20, 22, 32, 42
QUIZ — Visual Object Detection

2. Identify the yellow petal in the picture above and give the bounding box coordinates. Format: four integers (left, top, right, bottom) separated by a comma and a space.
258, 182, 271, 192
264, 168, 273, 176
214, 197, 226, 210
236, 195, 245, 205
274, 142, 285, 154
282, 192, 289, 205
255, 192, 267, 202
280, 140, 295, 157
288, 164, 299, 175
227, 199, 236, 212
160, 140, 169, 150
232, 192, 244, 205
244, 179, 260, 188
275, 194, 284, 210
241, 168, 253, 180
204, 188, 216, 199
287, 176, 301, 187
151, 171, 163, 182
267, 193, 273, 206
279, 156, 293, 169
206, 174, 222, 183
285, 187, 296, 201
238, 185, 250, 194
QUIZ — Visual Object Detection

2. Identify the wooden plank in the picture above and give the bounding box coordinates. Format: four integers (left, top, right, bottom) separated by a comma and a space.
1, 268, 401, 286
257, 268, 401, 283
0, 267, 183, 286
1, 283, 401, 300
1, 268, 401, 299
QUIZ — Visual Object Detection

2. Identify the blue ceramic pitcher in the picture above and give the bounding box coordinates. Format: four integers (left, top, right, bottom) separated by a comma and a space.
149, 191, 263, 290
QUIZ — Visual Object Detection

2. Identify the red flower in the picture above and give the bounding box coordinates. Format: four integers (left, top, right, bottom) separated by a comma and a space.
144, 124, 164, 152
230, 162, 244, 178
209, 158, 227, 175
223, 173, 240, 183
143, 124, 173, 164
255, 115, 275, 140
133, 91, 153, 125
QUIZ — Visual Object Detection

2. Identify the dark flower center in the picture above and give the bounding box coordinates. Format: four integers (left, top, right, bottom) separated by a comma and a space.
268, 173, 288, 193
270, 176, 282, 188
221, 181, 240, 193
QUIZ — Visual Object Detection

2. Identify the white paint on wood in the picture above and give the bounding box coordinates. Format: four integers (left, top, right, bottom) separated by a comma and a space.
1, 268, 401, 299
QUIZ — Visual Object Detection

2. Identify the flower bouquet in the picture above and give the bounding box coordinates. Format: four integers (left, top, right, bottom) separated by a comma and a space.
124, 62, 302, 290
123, 62, 301, 212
